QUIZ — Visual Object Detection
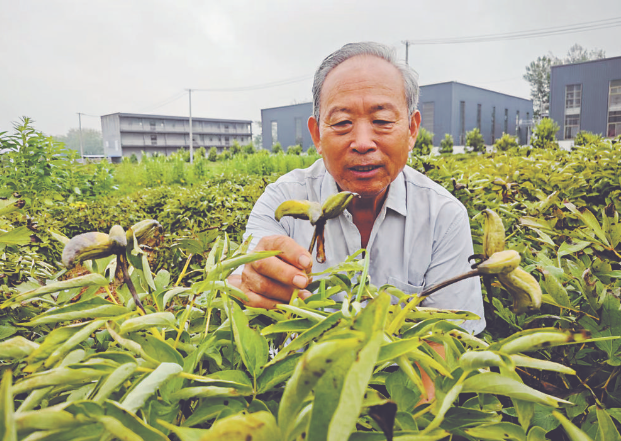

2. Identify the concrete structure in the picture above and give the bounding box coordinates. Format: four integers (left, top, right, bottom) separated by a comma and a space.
261, 83, 533, 149
261, 103, 314, 152
549, 56, 621, 140
101, 113, 252, 161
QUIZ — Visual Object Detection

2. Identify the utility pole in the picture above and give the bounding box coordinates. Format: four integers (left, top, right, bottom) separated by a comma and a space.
77, 113, 84, 161
402, 41, 410, 66
188, 89, 194, 164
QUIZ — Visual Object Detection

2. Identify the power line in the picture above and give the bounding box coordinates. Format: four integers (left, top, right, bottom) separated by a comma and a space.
134, 91, 187, 113
404, 16, 621, 45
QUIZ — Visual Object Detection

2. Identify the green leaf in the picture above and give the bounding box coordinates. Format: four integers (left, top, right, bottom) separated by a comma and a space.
159, 420, 210, 440
564, 202, 610, 246
21, 298, 128, 326
104, 401, 169, 441
120, 362, 182, 413
1, 273, 109, 308
14, 408, 91, 432
44, 320, 107, 368
0, 325, 17, 340
0, 370, 17, 441
593, 407, 621, 441
257, 353, 302, 394
527, 425, 549, 441
261, 318, 315, 335
540, 271, 572, 308
198, 411, 282, 441
118, 312, 176, 335
385, 369, 421, 413
377, 337, 424, 364
579, 295, 621, 366
553, 410, 595, 441
558, 240, 591, 258
92, 362, 138, 403
227, 299, 268, 380
181, 397, 247, 428
0, 226, 32, 246
13, 366, 113, 395
510, 354, 576, 375
0, 336, 39, 360
461, 372, 571, 407
464, 422, 526, 441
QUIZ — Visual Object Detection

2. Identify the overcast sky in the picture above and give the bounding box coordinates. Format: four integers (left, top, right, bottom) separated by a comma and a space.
1, 0, 620, 137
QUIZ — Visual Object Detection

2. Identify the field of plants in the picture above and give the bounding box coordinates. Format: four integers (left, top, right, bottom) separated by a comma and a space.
1, 118, 621, 440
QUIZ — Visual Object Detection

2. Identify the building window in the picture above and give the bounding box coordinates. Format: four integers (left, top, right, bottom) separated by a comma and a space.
271, 121, 278, 144
504, 109, 508, 134
564, 84, 582, 139
608, 79, 621, 137
477, 104, 482, 131
150, 121, 156, 131
421, 102, 434, 138
295, 117, 303, 145
459, 101, 466, 145
516, 111, 520, 136
224, 124, 229, 133
491, 106, 496, 144
150, 135, 157, 145
225, 136, 230, 145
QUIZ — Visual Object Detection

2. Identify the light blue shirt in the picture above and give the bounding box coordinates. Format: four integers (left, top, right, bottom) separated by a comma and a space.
241, 159, 485, 334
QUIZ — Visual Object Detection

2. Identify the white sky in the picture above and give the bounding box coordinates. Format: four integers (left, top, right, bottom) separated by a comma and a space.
1, 0, 620, 137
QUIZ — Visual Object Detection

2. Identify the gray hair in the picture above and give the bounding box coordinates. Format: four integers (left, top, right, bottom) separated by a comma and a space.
312, 42, 419, 123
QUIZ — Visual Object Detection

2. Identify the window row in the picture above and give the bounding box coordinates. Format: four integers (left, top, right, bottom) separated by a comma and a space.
563, 79, 621, 139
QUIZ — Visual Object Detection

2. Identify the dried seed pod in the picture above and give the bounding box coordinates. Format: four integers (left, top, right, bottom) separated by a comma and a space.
108, 225, 127, 251
477, 250, 521, 275
61, 232, 114, 268
275, 200, 323, 225
482, 209, 505, 258
321, 191, 357, 220
498, 267, 542, 314
126, 219, 162, 244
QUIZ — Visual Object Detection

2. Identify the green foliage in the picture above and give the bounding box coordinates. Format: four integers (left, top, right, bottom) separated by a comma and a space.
219, 148, 231, 161
466, 127, 486, 152
531, 118, 560, 149
195, 146, 206, 159
242, 142, 255, 155
412, 127, 433, 156
207, 146, 218, 162
271, 142, 283, 154
286, 144, 302, 155
494, 133, 519, 151
129, 153, 138, 164
54, 127, 104, 156
439, 134, 454, 154
307, 145, 318, 156
229, 141, 242, 156
574, 131, 602, 147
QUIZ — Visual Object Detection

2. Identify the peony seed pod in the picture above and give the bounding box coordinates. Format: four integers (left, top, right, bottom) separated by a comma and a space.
321, 191, 357, 220
498, 267, 543, 314
275, 200, 323, 225
108, 225, 127, 251
126, 219, 162, 244
482, 209, 505, 258
477, 250, 521, 275
62, 232, 115, 269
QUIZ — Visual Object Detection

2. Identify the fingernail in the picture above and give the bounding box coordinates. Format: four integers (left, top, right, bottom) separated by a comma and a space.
299, 254, 311, 268
299, 290, 312, 300
293, 274, 307, 289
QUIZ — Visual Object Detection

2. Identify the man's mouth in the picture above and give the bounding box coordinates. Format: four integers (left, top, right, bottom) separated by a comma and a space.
350, 165, 381, 172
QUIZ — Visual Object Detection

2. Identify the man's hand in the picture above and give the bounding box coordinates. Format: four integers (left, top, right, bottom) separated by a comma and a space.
227, 235, 313, 309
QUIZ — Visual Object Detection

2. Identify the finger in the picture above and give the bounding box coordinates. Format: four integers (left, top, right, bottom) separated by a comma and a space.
250, 254, 310, 290
243, 290, 282, 309
299, 290, 312, 300
242, 266, 298, 302
256, 235, 313, 272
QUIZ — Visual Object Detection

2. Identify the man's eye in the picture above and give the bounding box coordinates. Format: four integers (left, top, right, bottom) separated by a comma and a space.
332, 121, 351, 127
374, 120, 394, 125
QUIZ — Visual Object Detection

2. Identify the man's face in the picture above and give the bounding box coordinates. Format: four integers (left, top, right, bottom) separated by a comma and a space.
308, 55, 421, 201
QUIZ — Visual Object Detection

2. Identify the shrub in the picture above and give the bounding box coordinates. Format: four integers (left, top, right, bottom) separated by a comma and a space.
287, 144, 302, 155
307, 145, 318, 156
129, 153, 139, 163
219, 148, 231, 161
271, 142, 283, 154
531, 118, 559, 149
412, 127, 433, 156
195, 146, 206, 159
574, 130, 601, 147
207, 146, 218, 162
466, 128, 485, 153
230, 141, 242, 156
439, 134, 454, 154
494, 133, 519, 151
242, 142, 255, 155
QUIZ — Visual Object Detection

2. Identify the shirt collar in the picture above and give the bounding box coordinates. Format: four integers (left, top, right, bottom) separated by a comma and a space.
320, 167, 408, 217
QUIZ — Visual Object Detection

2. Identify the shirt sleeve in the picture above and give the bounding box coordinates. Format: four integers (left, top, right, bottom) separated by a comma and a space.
420, 206, 486, 335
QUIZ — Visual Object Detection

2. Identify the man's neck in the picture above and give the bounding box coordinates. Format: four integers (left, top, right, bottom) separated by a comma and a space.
348, 189, 388, 249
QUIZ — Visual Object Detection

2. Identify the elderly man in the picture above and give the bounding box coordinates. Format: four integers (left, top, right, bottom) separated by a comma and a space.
229, 42, 485, 335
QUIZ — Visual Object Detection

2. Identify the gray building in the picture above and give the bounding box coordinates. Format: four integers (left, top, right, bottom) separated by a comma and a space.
101, 112, 252, 161
549, 56, 621, 140
261, 83, 533, 149
261, 103, 314, 152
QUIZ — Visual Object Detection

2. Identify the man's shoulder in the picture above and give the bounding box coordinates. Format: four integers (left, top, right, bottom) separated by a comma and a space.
402, 165, 467, 215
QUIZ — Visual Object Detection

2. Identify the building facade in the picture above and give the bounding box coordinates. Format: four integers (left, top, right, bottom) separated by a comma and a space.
261, 83, 533, 149
261, 103, 314, 152
549, 56, 621, 140
101, 113, 252, 161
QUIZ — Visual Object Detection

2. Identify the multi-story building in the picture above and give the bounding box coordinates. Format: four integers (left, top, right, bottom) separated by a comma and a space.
261, 83, 533, 149
549, 56, 621, 140
100, 112, 252, 161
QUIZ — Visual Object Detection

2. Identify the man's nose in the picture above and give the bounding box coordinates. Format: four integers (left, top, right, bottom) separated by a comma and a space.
350, 121, 376, 153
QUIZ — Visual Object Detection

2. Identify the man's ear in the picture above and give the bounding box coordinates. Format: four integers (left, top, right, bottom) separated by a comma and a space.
408, 110, 422, 153
308, 116, 322, 154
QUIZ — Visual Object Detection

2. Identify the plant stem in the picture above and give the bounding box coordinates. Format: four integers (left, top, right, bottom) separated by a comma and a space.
175, 253, 194, 286
104, 286, 118, 305
117, 254, 146, 314
418, 269, 481, 299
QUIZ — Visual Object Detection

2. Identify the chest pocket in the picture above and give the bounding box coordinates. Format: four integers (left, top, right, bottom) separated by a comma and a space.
387, 277, 424, 300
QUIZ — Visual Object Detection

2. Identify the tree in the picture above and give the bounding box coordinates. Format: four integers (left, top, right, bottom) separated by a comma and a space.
494, 133, 519, 151
286, 145, 302, 155
242, 143, 255, 155
466, 128, 485, 153
439, 134, 453, 154
307, 145, 318, 156
524, 44, 605, 117
230, 141, 242, 156
54, 128, 104, 155
531, 118, 559, 150
207, 146, 218, 162
411, 128, 433, 156
271, 142, 283, 154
